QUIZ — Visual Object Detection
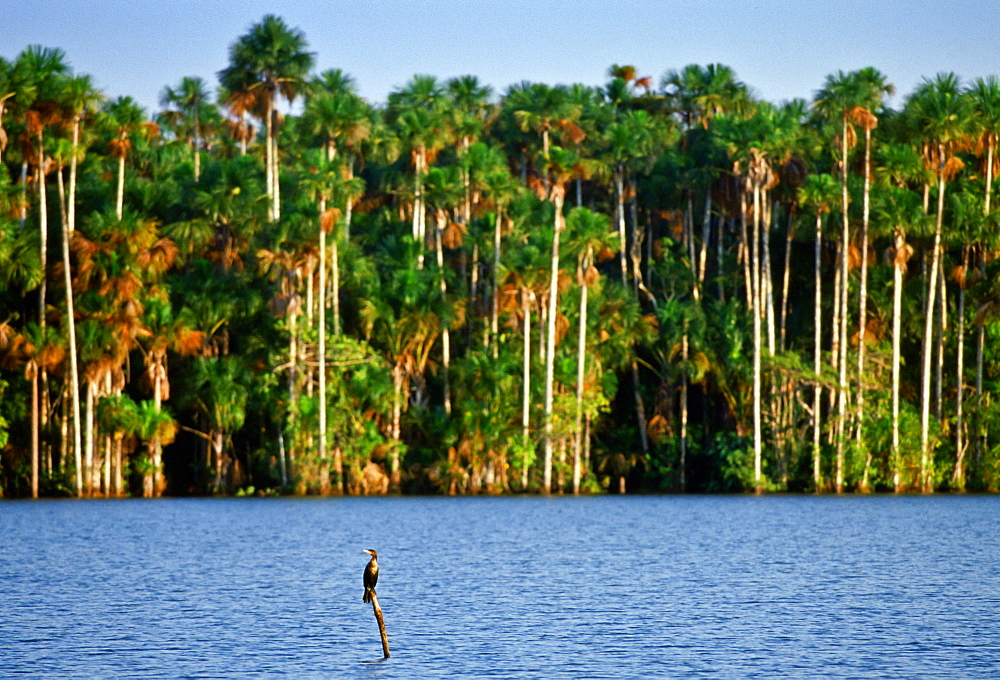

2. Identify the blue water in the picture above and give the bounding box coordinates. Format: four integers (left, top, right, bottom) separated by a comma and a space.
1, 495, 998, 678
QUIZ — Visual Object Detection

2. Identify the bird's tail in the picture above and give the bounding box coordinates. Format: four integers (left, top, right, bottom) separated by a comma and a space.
363, 587, 374, 603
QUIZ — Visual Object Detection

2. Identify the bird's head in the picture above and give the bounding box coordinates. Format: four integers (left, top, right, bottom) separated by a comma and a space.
364, 549, 378, 559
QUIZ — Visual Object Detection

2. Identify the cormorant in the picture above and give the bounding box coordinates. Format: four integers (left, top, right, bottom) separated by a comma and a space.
362, 549, 379, 603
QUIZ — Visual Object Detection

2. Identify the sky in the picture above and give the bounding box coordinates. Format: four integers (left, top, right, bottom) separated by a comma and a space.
6, 0, 1000, 115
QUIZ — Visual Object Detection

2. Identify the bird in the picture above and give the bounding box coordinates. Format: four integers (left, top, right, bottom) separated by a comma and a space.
362, 549, 379, 603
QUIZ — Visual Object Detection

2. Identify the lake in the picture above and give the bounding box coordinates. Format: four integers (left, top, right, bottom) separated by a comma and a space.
1, 495, 998, 678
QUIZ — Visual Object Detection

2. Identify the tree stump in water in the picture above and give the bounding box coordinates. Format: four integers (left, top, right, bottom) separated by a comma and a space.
370, 592, 390, 658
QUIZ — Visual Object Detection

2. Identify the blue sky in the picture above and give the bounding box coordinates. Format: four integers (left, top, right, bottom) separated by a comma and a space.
6, 0, 1000, 113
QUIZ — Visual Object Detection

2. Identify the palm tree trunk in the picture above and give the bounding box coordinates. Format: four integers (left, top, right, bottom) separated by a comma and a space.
986, 137, 995, 215
953, 246, 968, 490
271, 102, 282, 222
813, 212, 824, 490
935, 266, 947, 422
836, 117, 850, 494
193, 100, 201, 183
752, 178, 763, 492
680, 327, 689, 492
491, 208, 503, 359
60, 164, 84, 498
921, 162, 947, 492
521, 289, 532, 491
318, 197, 329, 492
543, 190, 564, 493
264, 95, 275, 222
616, 169, 628, 286
698, 187, 712, 286
616, 169, 649, 459
975, 319, 985, 484
829, 244, 841, 446
892, 231, 905, 492
857, 126, 872, 488
763, 196, 776, 355
37, 139, 47, 331
69, 119, 79, 232
740, 193, 753, 310
780, 209, 794, 351
288, 308, 299, 484
30, 367, 39, 498
573, 247, 591, 495
116, 153, 125, 220
435, 211, 452, 415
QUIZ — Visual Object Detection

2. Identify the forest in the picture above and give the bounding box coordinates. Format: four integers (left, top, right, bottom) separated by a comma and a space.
2, 15, 1000, 498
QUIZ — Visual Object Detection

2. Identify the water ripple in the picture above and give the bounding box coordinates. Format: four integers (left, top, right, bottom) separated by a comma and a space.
1, 495, 999, 678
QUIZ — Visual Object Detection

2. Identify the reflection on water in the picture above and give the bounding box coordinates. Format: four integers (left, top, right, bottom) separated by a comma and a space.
1, 496, 998, 678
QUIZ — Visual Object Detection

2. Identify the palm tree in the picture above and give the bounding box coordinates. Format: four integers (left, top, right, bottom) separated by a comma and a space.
799, 173, 840, 489
5, 323, 64, 497
563, 207, 618, 493
388, 75, 451, 269
845, 69, 894, 459
180, 355, 250, 493
906, 73, 972, 491
662, 63, 753, 131
159, 76, 211, 181
538, 146, 581, 492
598, 109, 664, 464
814, 70, 864, 492
134, 400, 178, 497
15, 46, 69, 329
101, 96, 159, 220
423, 165, 465, 415
509, 83, 582, 193
968, 76, 1000, 215
139, 295, 201, 495
218, 14, 315, 222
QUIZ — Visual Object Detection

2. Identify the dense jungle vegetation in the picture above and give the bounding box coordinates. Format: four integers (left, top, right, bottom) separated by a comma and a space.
3, 15, 1000, 498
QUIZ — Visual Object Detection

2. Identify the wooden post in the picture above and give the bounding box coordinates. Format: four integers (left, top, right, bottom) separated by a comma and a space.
370, 592, 390, 658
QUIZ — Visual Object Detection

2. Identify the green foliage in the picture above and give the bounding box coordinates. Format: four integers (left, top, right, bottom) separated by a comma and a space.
3, 29, 1000, 497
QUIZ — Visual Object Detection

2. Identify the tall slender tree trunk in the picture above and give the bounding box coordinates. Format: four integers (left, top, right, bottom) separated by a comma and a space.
857, 125, 873, 488
892, 230, 907, 492
193, 100, 201, 182
272, 104, 281, 222
953, 246, 968, 490
935, 267, 947, 422
521, 289, 533, 491
780, 209, 794, 351
763, 196, 776, 355
37, 139, 47, 330
836, 118, 850, 493
975, 319, 985, 485
318, 197, 330, 492
62, 125, 84, 498
920, 159, 947, 493
491, 208, 503, 359
116, 153, 125, 220
617, 168, 649, 459
573, 247, 591, 495
29, 367, 39, 498
287, 306, 299, 487
264, 95, 275, 222
542, 190, 564, 493
986, 136, 995, 215
434, 210, 452, 415
751, 177, 763, 492
680, 326, 689, 492
698, 188, 712, 286
813, 211, 824, 490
